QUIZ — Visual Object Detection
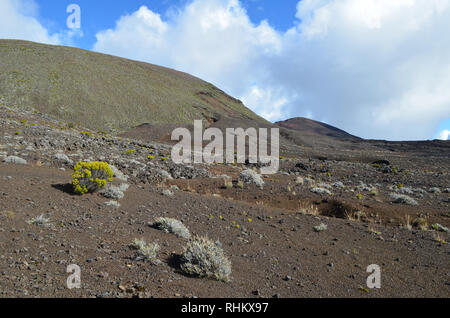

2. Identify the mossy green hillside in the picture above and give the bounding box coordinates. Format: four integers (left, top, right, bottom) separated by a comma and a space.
0, 40, 268, 133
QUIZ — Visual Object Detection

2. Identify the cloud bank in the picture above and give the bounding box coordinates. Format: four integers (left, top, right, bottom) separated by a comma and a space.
93, 0, 450, 140
0, 0, 60, 44
438, 129, 450, 140
4, 0, 449, 141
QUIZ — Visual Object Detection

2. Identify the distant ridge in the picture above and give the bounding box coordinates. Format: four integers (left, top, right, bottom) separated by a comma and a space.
276, 117, 361, 141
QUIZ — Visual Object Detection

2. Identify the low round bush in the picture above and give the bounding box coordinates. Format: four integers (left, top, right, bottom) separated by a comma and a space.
71, 161, 114, 195
180, 236, 231, 282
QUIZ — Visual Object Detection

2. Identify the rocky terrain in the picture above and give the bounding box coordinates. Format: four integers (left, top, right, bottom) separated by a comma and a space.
0, 104, 448, 298
0, 40, 448, 298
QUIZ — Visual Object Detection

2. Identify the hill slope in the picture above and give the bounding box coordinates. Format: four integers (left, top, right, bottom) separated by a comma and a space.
0, 39, 268, 133
276, 117, 361, 141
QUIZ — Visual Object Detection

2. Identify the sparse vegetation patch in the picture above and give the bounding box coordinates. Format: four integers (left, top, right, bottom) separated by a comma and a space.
27, 214, 50, 226
180, 236, 231, 282
152, 217, 191, 239
390, 193, 418, 206
240, 169, 264, 188
132, 239, 160, 262
314, 223, 328, 232
311, 187, 332, 196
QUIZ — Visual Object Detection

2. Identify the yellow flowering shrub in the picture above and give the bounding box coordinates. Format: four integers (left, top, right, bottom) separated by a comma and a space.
71, 161, 114, 195
80, 131, 93, 138
124, 149, 135, 155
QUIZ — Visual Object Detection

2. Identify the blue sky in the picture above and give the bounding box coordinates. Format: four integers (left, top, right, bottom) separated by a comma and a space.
1, 0, 449, 141
35, 0, 300, 50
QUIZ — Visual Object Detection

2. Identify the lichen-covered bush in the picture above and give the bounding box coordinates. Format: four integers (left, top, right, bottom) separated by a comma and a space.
152, 217, 191, 239
132, 239, 160, 261
240, 169, 264, 188
223, 178, 233, 189
432, 223, 449, 233
180, 236, 231, 282
311, 187, 332, 196
394, 186, 414, 195
314, 223, 328, 232
71, 161, 114, 195
102, 183, 129, 200
27, 214, 50, 226
3, 156, 27, 165
428, 187, 441, 194
80, 131, 93, 138
124, 149, 135, 156
390, 193, 418, 206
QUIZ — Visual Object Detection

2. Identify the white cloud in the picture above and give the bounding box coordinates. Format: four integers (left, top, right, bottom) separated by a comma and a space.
94, 6, 168, 63
241, 85, 289, 122
92, 0, 450, 140
0, 0, 60, 44
437, 130, 450, 140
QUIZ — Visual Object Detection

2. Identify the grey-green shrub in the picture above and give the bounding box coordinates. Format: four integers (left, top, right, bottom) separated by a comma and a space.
27, 214, 50, 226
132, 239, 160, 261
390, 193, 418, 206
152, 217, 191, 239
240, 169, 264, 188
432, 224, 449, 233
314, 223, 328, 232
180, 236, 232, 282
311, 187, 332, 195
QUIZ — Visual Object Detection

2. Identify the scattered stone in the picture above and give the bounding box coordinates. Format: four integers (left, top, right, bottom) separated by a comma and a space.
240, 169, 265, 188
413, 188, 427, 195
161, 189, 174, 197
356, 181, 373, 192
372, 160, 390, 166
105, 201, 121, 208
110, 165, 129, 181
3, 156, 27, 165
169, 165, 209, 179
332, 182, 345, 189
318, 183, 332, 190
53, 153, 72, 164
394, 187, 414, 195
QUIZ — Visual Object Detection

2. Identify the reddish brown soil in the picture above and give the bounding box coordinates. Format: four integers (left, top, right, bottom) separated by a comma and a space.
0, 164, 448, 298
0, 106, 448, 298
